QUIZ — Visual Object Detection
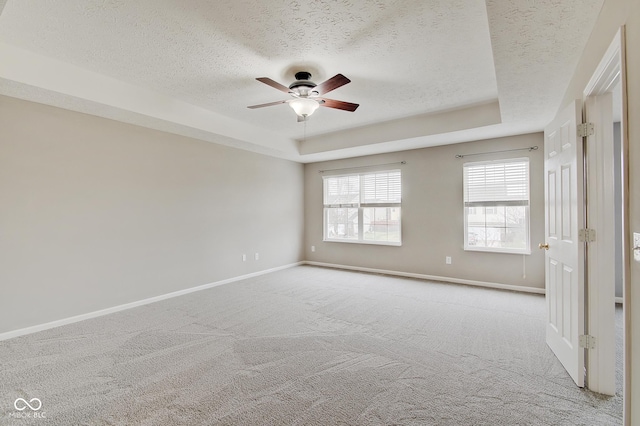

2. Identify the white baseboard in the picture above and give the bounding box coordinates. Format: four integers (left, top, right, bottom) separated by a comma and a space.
0, 262, 303, 342
0, 260, 548, 342
303, 261, 546, 295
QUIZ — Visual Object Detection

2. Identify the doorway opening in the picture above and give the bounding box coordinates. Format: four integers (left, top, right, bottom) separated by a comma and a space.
582, 26, 627, 411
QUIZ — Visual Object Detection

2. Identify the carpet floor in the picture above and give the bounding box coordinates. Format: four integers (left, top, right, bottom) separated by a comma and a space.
0, 266, 623, 425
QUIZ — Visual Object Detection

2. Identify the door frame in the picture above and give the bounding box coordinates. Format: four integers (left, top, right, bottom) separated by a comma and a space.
582, 26, 629, 406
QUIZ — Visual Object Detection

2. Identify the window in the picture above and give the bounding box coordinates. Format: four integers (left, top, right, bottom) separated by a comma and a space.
463, 158, 530, 254
323, 170, 401, 245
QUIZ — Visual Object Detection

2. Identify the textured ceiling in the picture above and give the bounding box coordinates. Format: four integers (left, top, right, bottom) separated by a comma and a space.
0, 0, 604, 162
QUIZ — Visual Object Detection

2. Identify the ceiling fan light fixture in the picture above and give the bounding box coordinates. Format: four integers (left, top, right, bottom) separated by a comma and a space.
249, 73, 358, 120
289, 98, 319, 117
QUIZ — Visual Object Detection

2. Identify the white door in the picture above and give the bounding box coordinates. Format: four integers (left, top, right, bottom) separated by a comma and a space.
543, 100, 585, 387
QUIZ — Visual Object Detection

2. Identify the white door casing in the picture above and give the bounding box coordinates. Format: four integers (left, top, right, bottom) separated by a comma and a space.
543, 100, 585, 387
581, 28, 626, 397
585, 93, 617, 395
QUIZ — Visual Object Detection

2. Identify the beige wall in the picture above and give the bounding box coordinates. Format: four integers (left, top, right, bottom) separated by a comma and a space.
627, 9, 640, 422
304, 133, 545, 289
557, 0, 638, 422
0, 95, 304, 334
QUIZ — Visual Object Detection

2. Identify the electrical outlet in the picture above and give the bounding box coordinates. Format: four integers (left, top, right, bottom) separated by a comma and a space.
446, 256, 452, 265
254, 253, 259, 261
242, 254, 247, 262
311, 245, 316, 252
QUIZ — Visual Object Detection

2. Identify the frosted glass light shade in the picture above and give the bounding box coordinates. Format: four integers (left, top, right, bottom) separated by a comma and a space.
289, 98, 319, 117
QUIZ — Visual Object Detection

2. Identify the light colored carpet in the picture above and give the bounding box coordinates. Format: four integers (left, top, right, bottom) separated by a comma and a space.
0, 265, 622, 425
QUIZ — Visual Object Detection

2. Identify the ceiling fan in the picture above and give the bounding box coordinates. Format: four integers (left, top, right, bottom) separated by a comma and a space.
247, 71, 359, 121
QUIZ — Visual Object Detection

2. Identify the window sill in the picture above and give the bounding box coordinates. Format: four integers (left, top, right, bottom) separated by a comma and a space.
324, 238, 402, 247
464, 247, 531, 255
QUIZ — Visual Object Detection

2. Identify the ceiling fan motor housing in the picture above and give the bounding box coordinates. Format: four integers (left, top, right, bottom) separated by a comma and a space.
289, 71, 317, 96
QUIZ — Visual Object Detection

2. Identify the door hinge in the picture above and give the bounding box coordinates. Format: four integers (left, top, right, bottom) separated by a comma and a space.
579, 334, 596, 349
579, 228, 596, 242
577, 122, 595, 138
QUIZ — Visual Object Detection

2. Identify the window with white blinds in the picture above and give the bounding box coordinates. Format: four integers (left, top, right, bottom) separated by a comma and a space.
323, 170, 402, 245
463, 158, 530, 254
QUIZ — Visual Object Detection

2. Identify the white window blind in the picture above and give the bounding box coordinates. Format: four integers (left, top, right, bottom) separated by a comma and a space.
323, 170, 402, 245
463, 158, 530, 254
464, 160, 530, 206
362, 171, 402, 205
324, 175, 360, 207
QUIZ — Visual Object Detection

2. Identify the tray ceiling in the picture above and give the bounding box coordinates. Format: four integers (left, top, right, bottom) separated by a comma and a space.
0, 0, 603, 162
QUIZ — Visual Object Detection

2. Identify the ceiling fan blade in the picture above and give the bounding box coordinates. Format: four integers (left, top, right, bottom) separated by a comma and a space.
312, 74, 351, 95
247, 100, 288, 109
256, 77, 292, 94
318, 98, 359, 112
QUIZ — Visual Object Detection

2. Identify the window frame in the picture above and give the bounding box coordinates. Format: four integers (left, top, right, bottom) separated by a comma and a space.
463, 157, 531, 255
322, 169, 402, 246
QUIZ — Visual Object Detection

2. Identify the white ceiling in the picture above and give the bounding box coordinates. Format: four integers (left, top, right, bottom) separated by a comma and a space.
0, 0, 604, 163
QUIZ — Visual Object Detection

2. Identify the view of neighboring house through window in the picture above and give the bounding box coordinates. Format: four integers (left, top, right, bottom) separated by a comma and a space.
323, 170, 401, 245
463, 158, 530, 254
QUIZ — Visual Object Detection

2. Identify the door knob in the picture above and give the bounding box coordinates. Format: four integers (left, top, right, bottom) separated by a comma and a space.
539, 243, 549, 250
